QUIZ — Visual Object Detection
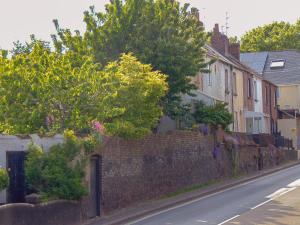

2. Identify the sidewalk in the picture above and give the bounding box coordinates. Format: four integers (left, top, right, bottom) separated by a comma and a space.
85, 161, 300, 225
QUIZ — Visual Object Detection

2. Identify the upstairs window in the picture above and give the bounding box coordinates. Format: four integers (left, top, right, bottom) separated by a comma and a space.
254, 81, 258, 101
276, 88, 280, 98
247, 78, 252, 98
225, 69, 229, 93
270, 60, 285, 69
233, 72, 237, 95
208, 65, 212, 86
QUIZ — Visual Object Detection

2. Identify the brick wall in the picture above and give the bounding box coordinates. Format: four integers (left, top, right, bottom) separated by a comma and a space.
262, 80, 278, 132
93, 131, 297, 214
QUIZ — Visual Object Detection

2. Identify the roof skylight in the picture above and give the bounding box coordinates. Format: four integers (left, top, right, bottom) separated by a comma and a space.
270, 60, 285, 69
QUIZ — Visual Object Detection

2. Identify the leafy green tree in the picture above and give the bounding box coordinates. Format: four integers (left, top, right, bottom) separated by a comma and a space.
11, 34, 51, 55
52, 0, 207, 117
0, 44, 167, 138
193, 101, 233, 129
241, 20, 300, 52
0, 168, 9, 191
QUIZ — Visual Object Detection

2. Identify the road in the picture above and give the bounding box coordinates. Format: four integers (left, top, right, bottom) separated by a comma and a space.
126, 164, 300, 225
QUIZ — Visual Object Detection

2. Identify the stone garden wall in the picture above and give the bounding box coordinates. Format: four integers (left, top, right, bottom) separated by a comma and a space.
0, 200, 83, 225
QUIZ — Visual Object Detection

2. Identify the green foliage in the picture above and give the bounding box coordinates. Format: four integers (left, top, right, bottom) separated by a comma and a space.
0, 168, 9, 191
25, 130, 87, 200
11, 34, 51, 55
25, 142, 44, 192
52, 0, 207, 116
193, 101, 233, 129
0, 44, 167, 138
241, 20, 300, 52
229, 36, 239, 44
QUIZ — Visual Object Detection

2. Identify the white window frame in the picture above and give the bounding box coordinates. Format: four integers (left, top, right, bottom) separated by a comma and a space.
270, 60, 285, 69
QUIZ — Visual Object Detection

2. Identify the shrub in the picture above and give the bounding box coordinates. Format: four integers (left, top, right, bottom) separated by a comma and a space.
0, 168, 9, 191
25, 130, 87, 201
193, 101, 233, 130
25, 142, 44, 193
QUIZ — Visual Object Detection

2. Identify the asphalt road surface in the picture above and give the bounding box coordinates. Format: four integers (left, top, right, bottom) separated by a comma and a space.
126, 164, 300, 225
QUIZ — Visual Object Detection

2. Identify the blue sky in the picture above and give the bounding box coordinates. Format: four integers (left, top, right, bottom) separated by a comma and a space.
0, 0, 299, 50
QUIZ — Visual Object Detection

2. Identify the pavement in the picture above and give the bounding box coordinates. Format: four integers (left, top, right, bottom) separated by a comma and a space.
87, 161, 300, 225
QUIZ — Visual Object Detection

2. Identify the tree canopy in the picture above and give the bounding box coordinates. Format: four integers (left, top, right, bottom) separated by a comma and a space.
52, 0, 207, 117
0, 44, 167, 138
241, 20, 300, 52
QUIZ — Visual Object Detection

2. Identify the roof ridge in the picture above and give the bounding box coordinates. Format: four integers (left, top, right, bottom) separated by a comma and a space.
241, 49, 300, 54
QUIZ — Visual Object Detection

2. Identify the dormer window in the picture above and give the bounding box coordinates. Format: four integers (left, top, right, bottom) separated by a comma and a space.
270, 60, 285, 69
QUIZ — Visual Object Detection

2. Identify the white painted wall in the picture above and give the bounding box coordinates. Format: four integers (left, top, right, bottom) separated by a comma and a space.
202, 58, 233, 108
0, 134, 63, 204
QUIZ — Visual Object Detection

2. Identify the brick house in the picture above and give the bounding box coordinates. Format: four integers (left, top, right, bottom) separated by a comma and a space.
241, 50, 300, 148
210, 23, 278, 134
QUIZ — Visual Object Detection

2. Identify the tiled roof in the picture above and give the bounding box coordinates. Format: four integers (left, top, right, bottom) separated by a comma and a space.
241, 50, 300, 85
264, 50, 300, 85
240, 52, 268, 75
205, 44, 255, 73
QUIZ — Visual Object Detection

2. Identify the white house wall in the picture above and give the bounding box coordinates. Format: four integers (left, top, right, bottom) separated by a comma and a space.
202, 58, 233, 109
0, 134, 63, 204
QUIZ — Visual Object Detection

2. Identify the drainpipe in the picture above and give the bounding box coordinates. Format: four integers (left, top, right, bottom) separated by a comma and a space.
269, 84, 273, 134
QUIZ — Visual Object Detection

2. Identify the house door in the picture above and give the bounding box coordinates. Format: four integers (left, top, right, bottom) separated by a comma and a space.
246, 118, 254, 134
89, 155, 102, 218
6, 151, 26, 203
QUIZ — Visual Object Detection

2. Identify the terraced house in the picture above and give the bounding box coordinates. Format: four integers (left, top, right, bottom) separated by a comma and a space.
188, 24, 278, 134
241, 50, 300, 149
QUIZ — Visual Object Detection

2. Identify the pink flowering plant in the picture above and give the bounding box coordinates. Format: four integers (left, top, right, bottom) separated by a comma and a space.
83, 120, 105, 155
91, 120, 105, 135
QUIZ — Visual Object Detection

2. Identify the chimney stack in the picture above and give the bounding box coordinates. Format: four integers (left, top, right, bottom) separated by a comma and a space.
211, 24, 229, 56
229, 43, 240, 60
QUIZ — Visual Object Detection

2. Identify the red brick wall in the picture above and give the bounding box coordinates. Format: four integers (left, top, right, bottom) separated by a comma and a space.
262, 81, 278, 132
96, 131, 296, 214
229, 43, 240, 60
211, 24, 229, 55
